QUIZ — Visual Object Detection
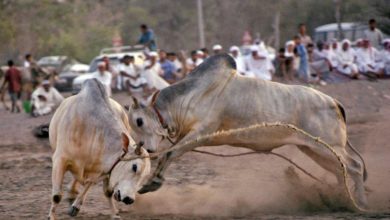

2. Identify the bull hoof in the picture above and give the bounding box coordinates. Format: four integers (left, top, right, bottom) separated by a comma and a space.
138, 180, 162, 194
68, 206, 80, 217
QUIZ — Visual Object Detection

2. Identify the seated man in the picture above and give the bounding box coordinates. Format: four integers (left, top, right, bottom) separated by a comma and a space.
307, 43, 330, 84
31, 80, 64, 117
379, 39, 390, 76
327, 39, 340, 69
244, 45, 273, 80
336, 39, 359, 79
119, 55, 147, 95
356, 39, 384, 77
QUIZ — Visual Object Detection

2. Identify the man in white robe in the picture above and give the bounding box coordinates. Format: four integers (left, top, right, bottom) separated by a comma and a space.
356, 39, 384, 77
244, 45, 272, 80
142, 52, 169, 91
119, 55, 146, 93
186, 50, 203, 71
336, 39, 359, 78
327, 39, 340, 69
31, 80, 64, 116
91, 62, 112, 96
212, 44, 223, 55
379, 39, 390, 75
229, 46, 246, 75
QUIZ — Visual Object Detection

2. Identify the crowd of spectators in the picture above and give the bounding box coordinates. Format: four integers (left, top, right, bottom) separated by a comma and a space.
1, 19, 389, 116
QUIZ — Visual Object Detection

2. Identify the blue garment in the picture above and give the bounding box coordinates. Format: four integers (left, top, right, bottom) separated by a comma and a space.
296, 44, 309, 81
138, 29, 157, 51
159, 60, 176, 81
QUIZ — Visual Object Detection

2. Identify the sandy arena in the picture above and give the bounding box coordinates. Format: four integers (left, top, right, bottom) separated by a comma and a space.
1, 80, 390, 219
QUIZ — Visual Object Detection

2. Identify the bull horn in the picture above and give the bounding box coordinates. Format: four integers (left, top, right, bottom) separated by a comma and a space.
135, 141, 144, 155
131, 96, 139, 109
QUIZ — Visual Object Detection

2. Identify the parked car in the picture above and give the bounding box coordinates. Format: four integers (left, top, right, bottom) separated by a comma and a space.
54, 63, 89, 92
72, 45, 145, 94
37, 56, 80, 74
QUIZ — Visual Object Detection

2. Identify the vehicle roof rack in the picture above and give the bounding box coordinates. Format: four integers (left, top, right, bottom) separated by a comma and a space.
100, 45, 145, 55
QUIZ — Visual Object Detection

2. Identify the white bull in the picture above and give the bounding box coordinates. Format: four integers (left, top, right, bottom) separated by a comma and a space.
127, 54, 368, 210
48, 79, 150, 220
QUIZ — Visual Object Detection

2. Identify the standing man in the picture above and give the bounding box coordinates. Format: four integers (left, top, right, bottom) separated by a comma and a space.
229, 46, 245, 75
91, 62, 112, 96
186, 50, 203, 71
294, 35, 310, 81
1, 60, 22, 113
142, 52, 169, 91
200, 48, 210, 59
298, 23, 313, 46
364, 19, 384, 49
138, 24, 157, 51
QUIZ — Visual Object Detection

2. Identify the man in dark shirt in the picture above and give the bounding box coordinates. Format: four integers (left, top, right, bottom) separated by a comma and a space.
138, 24, 157, 51
1, 60, 22, 113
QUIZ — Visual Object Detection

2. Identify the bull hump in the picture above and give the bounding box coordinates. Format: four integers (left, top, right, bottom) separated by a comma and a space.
189, 54, 236, 78
82, 79, 108, 102
157, 54, 237, 106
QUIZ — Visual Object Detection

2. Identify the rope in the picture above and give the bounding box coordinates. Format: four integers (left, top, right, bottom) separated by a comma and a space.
191, 149, 324, 184
121, 122, 364, 211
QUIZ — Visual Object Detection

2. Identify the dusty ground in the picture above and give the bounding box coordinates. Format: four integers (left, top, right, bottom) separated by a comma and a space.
1, 80, 390, 219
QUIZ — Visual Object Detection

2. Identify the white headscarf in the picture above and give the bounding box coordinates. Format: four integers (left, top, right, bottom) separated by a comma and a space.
284, 41, 295, 58
341, 39, 351, 49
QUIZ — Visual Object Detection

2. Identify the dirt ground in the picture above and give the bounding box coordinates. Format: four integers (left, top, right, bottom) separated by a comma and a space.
1, 80, 390, 220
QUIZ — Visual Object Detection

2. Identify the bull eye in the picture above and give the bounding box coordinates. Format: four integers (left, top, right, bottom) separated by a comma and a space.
136, 118, 143, 127
132, 164, 137, 173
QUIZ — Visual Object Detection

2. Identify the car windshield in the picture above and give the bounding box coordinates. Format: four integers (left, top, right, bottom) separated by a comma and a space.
89, 57, 120, 72
37, 56, 67, 67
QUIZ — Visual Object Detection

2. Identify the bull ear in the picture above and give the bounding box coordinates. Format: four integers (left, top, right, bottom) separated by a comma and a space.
121, 133, 130, 152
135, 141, 144, 155
131, 96, 139, 109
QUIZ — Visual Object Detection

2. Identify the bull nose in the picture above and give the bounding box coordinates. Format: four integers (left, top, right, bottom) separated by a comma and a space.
122, 196, 134, 205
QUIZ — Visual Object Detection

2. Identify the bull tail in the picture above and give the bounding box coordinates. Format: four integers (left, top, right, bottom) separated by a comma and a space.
347, 139, 368, 181
335, 99, 368, 182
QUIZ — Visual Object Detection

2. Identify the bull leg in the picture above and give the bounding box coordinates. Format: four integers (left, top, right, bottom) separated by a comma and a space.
103, 178, 120, 219
65, 178, 79, 205
139, 129, 208, 194
343, 149, 368, 209
48, 156, 66, 220
68, 182, 93, 217
297, 145, 367, 209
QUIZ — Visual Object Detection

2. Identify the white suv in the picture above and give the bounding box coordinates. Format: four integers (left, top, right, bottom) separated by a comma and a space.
72, 45, 145, 94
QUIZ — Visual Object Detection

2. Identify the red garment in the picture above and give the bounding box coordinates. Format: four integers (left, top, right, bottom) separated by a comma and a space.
5, 67, 22, 92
